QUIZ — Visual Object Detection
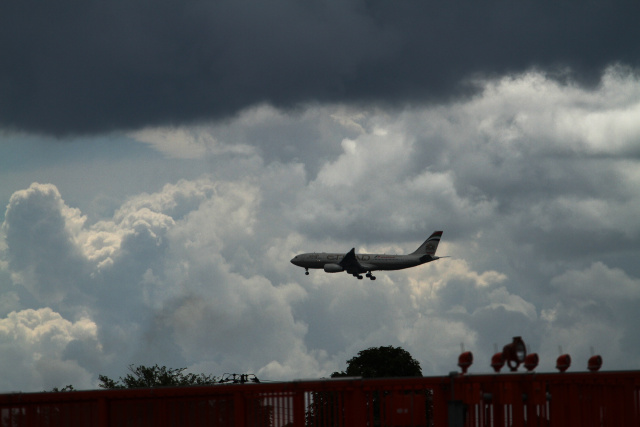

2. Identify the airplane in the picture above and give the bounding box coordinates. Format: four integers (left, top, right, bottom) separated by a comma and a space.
290, 231, 447, 280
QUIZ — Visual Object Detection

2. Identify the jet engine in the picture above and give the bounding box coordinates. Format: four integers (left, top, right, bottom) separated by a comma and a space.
323, 263, 344, 273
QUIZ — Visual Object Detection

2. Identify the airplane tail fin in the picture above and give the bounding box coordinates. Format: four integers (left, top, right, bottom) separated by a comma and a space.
411, 231, 443, 256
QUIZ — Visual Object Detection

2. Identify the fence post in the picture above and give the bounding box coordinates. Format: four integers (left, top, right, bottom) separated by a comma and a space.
292, 389, 306, 427
234, 391, 245, 427
345, 384, 366, 426
97, 397, 109, 427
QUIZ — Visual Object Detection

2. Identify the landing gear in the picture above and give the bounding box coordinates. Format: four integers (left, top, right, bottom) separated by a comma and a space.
366, 272, 376, 280
304, 268, 309, 276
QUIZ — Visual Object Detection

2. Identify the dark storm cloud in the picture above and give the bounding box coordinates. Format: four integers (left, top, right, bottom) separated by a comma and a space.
1, 0, 639, 135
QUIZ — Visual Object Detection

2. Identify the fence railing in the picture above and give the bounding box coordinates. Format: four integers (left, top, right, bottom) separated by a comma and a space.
1, 371, 639, 426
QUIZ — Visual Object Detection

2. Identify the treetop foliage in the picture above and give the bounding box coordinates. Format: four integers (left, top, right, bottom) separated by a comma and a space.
98, 364, 219, 389
333, 345, 422, 378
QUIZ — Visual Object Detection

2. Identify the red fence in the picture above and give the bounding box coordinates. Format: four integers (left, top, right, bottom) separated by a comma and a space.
1, 371, 639, 426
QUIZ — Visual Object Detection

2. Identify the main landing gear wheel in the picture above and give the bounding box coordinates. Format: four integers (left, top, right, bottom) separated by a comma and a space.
366, 272, 377, 280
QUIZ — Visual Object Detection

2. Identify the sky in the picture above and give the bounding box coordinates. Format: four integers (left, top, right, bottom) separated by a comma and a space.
1, 0, 640, 392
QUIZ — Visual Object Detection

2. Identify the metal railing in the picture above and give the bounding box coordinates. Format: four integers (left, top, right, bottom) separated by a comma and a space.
1, 371, 639, 426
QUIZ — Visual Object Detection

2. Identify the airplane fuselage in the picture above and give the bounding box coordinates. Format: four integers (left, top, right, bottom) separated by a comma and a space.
291, 252, 432, 271
290, 231, 445, 280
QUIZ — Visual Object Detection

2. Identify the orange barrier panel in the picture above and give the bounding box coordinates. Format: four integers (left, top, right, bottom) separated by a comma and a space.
1, 371, 639, 426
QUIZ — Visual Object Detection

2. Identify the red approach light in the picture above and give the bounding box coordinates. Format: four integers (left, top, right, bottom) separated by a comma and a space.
556, 354, 572, 372
524, 353, 539, 372
458, 351, 473, 374
588, 355, 603, 372
491, 352, 504, 373
502, 336, 527, 372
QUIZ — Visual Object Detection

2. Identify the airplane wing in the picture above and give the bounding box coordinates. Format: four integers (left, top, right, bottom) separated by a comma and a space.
339, 248, 368, 275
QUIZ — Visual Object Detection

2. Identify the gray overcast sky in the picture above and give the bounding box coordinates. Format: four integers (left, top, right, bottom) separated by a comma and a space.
1, 1, 640, 392
1, 0, 639, 135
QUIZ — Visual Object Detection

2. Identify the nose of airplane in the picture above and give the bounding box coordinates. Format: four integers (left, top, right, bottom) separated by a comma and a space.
290, 256, 297, 265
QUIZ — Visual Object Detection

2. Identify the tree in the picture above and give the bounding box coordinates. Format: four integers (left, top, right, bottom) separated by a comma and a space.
333, 345, 423, 378
49, 385, 75, 392
308, 346, 425, 427
98, 364, 219, 389
339, 346, 429, 425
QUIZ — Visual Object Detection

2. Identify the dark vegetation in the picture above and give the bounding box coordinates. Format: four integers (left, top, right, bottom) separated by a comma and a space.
97, 364, 219, 389
331, 345, 423, 378
52, 346, 422, 391
49, 346, 429, 426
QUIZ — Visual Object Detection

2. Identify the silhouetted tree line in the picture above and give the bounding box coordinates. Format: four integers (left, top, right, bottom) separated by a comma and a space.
50, 346, 431, 426
98, 364, 219, 389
